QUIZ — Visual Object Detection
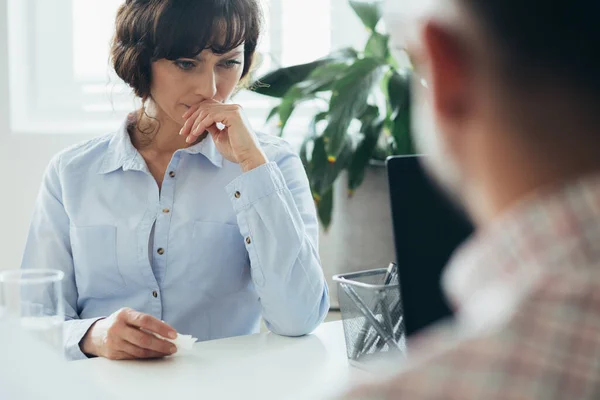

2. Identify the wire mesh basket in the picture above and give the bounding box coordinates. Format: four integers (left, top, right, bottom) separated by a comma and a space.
333, 263, 406, 367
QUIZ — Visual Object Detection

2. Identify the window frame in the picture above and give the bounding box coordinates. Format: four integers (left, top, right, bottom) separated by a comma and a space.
6, 0, 365, 136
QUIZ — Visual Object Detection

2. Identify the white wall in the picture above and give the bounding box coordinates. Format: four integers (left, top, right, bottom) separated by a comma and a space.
0, 0, 94, 271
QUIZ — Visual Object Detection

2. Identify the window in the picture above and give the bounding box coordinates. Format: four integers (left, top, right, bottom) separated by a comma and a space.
7, 0, 366, 135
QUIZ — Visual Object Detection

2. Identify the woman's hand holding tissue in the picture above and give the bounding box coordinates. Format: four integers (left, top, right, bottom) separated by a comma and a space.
80, 307, 178, 360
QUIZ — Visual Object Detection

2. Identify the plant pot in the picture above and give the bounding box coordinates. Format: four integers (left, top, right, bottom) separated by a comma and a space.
319, 161, 395, 309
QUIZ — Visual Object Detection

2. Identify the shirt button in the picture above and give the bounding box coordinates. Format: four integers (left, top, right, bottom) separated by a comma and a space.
162, 208, 170, 214
152, 290, 158, 298
234, 191, 241, 199
246, 236, 252, 245
157, 248, 165, 255
169, 171, 176, 178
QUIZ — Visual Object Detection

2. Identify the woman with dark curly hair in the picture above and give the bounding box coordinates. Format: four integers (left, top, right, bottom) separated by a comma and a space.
21, 0, 329, 361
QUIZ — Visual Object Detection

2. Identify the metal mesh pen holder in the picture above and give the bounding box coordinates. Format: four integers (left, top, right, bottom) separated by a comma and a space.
333, 263, 406, 367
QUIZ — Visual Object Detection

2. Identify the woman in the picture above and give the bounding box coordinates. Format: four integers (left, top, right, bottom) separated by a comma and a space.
21, 0, 329, 361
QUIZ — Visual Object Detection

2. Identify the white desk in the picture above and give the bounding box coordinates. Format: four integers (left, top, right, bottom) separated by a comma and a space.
71, 321, 370, 400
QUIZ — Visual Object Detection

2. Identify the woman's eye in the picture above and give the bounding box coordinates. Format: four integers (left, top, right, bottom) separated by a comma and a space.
175, 60, 195, 71
221, 60, 242, 69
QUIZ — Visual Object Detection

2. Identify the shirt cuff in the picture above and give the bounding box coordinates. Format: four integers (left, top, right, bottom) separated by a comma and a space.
225, 162, 286, 211
64, 317, 105, 361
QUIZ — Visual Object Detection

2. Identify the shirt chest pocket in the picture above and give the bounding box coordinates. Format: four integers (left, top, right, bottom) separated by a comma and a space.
70, 225, 126, 299
189, 221, 250, 298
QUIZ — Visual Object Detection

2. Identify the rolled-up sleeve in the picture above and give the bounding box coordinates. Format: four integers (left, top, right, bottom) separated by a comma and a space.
20, 155, 104, 360
225, 149, 329, 336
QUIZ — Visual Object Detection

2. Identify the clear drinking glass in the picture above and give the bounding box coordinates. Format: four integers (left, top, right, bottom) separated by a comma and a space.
0, 270, 65, 353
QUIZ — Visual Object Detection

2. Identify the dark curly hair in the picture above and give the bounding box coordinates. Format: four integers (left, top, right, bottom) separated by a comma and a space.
111, 0, 262, 102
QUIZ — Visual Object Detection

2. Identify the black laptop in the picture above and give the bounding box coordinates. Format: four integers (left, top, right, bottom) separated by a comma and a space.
386, 155, 474, 337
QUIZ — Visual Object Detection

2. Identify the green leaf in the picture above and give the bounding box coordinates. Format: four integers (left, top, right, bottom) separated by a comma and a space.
275, 63, 350, 136
358, 104, 380, 126
266, 105, 280, 122
349, 0, 383, 31
324, 136, 354, 191
308, 136, 329, 195
327, 47, 360, 61
300, 112, 329, 167
371, 145, 389, 161
348, 121, 385, 191
299, 136, 310, 168
275, 61, 344, 136
253, 61, 324, 98
277, 86, 305, 135
308, 111, 329, 137
387, 70, 414, 154
298, 63, 351, 94
309, 135, 352, 228
316, 186, 334, 230
348, 106, 384, 191
364, 32, 390, 60
391, 103, 415, 155
309, 135, 353, 196
252, 48, 358, 98
323, 58, 387, 158
388, 70, 410, 119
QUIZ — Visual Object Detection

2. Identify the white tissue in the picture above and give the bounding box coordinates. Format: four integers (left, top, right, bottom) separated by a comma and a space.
141, 328, 198, 351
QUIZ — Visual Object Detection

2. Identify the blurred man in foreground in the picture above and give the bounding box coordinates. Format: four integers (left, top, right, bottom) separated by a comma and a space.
345, 0, 600, 398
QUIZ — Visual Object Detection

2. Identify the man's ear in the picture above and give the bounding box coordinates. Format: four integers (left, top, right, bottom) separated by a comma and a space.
421, 21, 472, 124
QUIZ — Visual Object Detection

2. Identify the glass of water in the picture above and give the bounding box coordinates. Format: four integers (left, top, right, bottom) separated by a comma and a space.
0, 269, 65, 353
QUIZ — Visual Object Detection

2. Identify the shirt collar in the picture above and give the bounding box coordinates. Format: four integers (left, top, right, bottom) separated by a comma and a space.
98, 115, 223, 174
182, 131, 223, 168
443, 173, 600, 329
97, 116, 139, 174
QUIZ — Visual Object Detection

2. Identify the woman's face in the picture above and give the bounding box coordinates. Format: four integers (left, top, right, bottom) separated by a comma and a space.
149, 44, 245, 126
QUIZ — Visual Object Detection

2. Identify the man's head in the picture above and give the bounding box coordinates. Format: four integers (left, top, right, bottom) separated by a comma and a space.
386, 0, 600, 224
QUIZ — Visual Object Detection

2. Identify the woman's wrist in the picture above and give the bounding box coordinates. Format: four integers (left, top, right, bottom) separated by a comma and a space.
80, 319, 103, 357
239, 149, 268, 173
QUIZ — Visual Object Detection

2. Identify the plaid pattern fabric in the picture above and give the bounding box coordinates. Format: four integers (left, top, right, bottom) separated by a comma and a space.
344, 174, 600, 400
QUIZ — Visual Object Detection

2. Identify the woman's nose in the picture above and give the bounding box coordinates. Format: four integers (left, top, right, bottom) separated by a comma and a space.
194, 69, 218, 100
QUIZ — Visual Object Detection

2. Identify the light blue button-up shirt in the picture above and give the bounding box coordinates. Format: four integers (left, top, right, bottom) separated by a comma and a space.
21, 118, 329, 360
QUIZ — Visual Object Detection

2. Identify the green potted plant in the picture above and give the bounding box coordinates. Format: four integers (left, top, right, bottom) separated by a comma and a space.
252, 0, 414, 230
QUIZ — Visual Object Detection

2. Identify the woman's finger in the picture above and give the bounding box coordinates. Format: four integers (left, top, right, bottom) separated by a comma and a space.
119, 338, 170, 359
180, 109, 202, 137
182, 104, 199, 120
179, 116, 193, 137
123, 309, 177, 340
191, 114, 218, 138
205, 123, 221, 136
104, 350, 135, 361
190, 110, 211, 137
121, 325, 176, 355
